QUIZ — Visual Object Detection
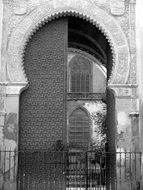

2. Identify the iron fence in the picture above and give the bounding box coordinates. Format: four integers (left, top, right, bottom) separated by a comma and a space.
0, 150, 142, 190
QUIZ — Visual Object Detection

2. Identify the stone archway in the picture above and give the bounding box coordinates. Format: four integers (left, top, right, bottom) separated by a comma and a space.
7, 0, 130, 85
0, 1, 140, 190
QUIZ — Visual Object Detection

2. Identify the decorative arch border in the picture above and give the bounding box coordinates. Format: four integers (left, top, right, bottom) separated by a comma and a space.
7, 0, 130, 84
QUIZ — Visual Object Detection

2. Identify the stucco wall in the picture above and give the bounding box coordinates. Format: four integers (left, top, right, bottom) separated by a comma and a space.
0, 0, 3, 81
136, 0, 143, 154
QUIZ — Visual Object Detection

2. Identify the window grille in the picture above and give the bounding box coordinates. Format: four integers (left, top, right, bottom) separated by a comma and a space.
69, 108, 90, 148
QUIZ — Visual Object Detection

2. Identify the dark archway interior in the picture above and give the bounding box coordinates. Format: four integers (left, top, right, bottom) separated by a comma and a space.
68, 16, 113, 80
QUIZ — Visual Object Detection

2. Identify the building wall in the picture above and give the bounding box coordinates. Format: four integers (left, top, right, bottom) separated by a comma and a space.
136, 0, 143, 154
0, 0, 142, 189
0, 0, 3, 82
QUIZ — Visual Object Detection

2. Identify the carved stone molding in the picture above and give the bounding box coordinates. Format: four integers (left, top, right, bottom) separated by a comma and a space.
13, 0, 27, 15
110, 0, 125, 16
109, 84, 138, 97
0, 82, 27, 96
6, 83, 27, 95
128, 1, 136, 83
7, 0, 130, 84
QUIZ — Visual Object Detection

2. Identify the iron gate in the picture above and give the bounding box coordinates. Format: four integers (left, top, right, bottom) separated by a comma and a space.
17, 151, 142, 190
17, 150, 107, 190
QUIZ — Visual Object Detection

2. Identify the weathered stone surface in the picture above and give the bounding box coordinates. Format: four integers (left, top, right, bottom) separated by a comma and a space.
13, 0, 27, 15
110, 0, 125, 16
0, 85, 6, 111
109, 84, 138, 97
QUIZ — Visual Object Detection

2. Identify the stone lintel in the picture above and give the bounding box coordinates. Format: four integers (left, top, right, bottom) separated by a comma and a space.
108, 84, 138, 98
0, 82, 28, 95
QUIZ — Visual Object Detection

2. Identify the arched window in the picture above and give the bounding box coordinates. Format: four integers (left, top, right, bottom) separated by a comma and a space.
69, 108, 90, 148
69, 56, 92, 92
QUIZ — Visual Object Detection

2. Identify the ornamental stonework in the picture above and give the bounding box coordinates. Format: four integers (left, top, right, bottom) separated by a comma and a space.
91, 0, 110, 13
4, 0, 132, 66
110, 0, 125, 16
5, 0, 129, 40
1, 0, 135, 84
5, 0, 130, 85
115, 1, 129, 39
5, 0, 131, 45
13, 0, 27, 15
110, 85, 138, 98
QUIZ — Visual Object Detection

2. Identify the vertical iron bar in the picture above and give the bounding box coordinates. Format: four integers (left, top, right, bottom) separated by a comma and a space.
86, 151, 88, 190
23, 151, 25, 190
9, 150, 11, 184
105, 152, 107, 189
115, 152, 117, 190
100, 154, 102, 190
38, 151, 40, 190
125, 151, 127, 181
3, 150, 6, 185
140, 152, 142, 188
120, 151, 121, 185
135, 152, 137, 181
43, 151, 47, 190
130, 152, 133, 189
14, 149, 16, 184
0, 151, 2, 190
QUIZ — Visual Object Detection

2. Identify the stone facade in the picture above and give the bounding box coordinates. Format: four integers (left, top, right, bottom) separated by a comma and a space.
0, 0, 142, 189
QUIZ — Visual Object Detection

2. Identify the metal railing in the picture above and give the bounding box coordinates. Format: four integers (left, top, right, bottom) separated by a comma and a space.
0, 150, 142, 190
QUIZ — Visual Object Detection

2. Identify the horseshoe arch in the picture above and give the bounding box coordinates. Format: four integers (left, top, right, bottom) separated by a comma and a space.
7, 0, 130, 85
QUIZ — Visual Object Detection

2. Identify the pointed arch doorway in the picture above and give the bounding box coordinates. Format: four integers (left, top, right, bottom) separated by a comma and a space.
18, 15, 115, 190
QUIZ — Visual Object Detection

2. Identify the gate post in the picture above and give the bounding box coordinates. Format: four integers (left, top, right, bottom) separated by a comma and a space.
129, 112, 141, 190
